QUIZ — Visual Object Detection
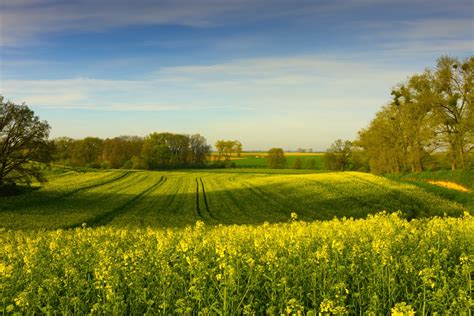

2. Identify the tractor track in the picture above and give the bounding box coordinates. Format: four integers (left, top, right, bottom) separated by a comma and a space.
61, 171, 133, 198
195, 178, 203, 218
18, 171, 133, 209
241, 180, 291, 211
199, 178, 216, 220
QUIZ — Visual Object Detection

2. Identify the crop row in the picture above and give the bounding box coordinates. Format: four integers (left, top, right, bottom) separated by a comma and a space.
0, 170, 468, 230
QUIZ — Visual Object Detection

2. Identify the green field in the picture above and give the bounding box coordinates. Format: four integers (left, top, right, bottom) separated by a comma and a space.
211, 152, 325, 169
1, 168, 469, 230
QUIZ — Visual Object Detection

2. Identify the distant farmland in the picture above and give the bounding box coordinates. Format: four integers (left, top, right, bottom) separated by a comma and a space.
210, 152, 325, 168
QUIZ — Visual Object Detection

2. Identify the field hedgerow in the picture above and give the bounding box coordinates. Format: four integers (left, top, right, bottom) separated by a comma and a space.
1, 212, 473, 314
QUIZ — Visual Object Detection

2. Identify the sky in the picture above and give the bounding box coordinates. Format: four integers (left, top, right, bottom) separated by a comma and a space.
0, 0, 473, 151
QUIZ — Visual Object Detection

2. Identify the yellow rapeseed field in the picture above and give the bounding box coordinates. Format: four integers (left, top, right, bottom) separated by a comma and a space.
2, 212, 473, 314
427, 180, 470, 192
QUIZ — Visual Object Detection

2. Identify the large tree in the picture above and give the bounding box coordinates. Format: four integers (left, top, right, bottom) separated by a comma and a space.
0, 97, 51, 186
432, 56, 473, 170
357, 55, 473, 173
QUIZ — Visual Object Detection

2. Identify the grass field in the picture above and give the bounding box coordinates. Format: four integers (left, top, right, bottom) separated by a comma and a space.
2, 168, 473, 314
0, 168, 469, 230
210, 152, 325, 169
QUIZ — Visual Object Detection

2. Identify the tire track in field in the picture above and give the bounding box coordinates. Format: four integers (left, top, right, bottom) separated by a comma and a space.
60, 171, 132, 198
302, 176, 374, 210
159, 176, 183, 213
71, 176, 167, 228
19, 171, 133, 209
199, 178, 216, 220
240, 179, 293, 212
195, 178, 203, 219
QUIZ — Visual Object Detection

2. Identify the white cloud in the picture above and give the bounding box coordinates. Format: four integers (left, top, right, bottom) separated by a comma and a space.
1, 55, 410, 113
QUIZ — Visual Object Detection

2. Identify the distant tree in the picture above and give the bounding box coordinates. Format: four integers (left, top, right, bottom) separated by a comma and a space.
223, 141, 235, 159
324, 139, 353, 171
0, 97, 51, 186
102, 136, 143, 169
233, 141, 243, 157
52, 137, 75, 164
190, 134, 211, 166
215, 140, 243, 160
131, 155, 148, 170
71, 137, 103, 168
267, 148, 287, 169
141, 134, 172, 169
215, 140, 226, 160
304, 158, 316, 169
292, 157, 302, 169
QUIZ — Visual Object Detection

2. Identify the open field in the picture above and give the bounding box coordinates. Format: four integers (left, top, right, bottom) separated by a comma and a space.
210, 152, 325, 169
0, 169, 469, 230
2, 169, 473, 314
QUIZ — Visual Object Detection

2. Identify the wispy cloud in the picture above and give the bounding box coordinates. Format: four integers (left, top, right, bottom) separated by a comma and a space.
4, 0, 469, 47
2, 55, 410, 113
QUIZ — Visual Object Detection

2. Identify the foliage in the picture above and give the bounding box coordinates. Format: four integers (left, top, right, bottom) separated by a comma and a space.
52, 132, 211, 170
324, 139, 353, 171
267, 148, 287, 169
1, 213, 472, 314
0, 96, 51, 186
214, 140, 242, 160
357, 55, 473, 173
292, 157, 302, 169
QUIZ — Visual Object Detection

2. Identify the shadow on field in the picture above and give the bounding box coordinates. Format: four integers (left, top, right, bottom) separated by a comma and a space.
0, 177, 466, 230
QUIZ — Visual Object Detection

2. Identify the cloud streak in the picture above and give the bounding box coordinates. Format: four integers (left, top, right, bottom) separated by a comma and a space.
2, 55, 410, 113
3, 0, 471, 47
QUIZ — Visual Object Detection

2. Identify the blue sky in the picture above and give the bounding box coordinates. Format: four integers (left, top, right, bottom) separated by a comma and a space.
0, 0, 473, 150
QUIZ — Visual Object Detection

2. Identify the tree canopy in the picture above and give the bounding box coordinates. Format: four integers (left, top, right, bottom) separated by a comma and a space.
52, 132, 211, 170
0, 97, 51, 186
356, 55, 473, 173
267, 148, 287, 169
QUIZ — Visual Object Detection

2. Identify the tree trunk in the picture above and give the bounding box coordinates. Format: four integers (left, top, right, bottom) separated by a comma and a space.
458, 134, 465, 169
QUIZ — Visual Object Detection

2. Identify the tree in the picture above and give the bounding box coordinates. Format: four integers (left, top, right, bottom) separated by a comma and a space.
233, 141, 243, 157
0, 97, 51, 186
356, 55, 473, 173
305, 158, 316, 169
324, 139, 353, 171
215, 140, 226, 160
215, 140, 243, 160
432, 56, 473, 170
190, 134, 211, 166
267, 148, 286, 169
52, 137, 75, 165
71, 137, 103, 168
292, 157, 302, 169
101, 136, 143, 169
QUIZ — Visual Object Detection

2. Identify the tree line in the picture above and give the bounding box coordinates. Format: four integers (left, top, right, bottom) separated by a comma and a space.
324, 55, 473, 173
53, 133, 212, 170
